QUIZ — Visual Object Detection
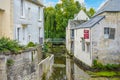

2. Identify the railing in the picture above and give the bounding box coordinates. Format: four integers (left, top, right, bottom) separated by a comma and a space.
45, 38, 65, 45
38, 55, 54, 80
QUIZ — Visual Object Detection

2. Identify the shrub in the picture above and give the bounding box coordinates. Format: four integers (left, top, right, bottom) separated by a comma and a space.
27, 42, 36, 47
0, 37, 21, 53
7, 59, 14, 66
93, 60, 120, 71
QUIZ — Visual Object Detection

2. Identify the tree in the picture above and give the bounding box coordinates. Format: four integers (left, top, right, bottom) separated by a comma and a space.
87, 8, 96, 18
44, 7, 56, 38
44, 0, 96, 39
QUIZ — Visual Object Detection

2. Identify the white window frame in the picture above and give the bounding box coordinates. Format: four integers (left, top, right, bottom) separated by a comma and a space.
28, 7, 31, 20
38, 7, 42, 21
16, 27, 21, 41
104, 27, 115, 39
20, 0, 25, 18
104, 27, 110, 39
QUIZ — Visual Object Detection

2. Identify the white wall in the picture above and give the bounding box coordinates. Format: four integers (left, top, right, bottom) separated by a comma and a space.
74, 10, 89, 20
13, 0, 44, 45
74, 28, 92, 66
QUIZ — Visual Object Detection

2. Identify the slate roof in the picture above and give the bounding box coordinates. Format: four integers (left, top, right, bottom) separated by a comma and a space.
71, 16, 105, 29
95, 0, 120, 16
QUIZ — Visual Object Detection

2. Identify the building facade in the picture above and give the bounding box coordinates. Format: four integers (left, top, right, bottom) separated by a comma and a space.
66, 10, 89, 54
70, 0, 120, 66
0, 0, 44, 45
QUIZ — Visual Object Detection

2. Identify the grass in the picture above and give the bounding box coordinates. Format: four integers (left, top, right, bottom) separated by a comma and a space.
88, 71, 120, 77
95, 71, 116, 77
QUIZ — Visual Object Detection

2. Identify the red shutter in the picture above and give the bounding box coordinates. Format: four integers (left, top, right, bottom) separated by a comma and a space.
84, 30, 89, 39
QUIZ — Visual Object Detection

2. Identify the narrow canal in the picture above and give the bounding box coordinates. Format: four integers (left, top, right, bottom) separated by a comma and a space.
49, 45, 66, 80
48, 45, 120, 80
48, 45, 89, 80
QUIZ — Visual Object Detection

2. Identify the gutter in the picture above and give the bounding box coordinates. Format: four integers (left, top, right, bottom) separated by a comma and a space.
26, 0, 45, 7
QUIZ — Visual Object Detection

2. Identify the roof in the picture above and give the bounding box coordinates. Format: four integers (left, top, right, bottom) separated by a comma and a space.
74, 10, 89, 20
27, 0, 44, 7
95, 0, 120, 16
71, 16, 105, 29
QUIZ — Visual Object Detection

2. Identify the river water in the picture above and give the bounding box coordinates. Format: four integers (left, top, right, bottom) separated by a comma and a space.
48, 45, 90, 80
48, 45, 120, 80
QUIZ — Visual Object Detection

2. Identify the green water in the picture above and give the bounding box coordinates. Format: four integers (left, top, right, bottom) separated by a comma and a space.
47, 45, 120, 80
49, 45, 66, 80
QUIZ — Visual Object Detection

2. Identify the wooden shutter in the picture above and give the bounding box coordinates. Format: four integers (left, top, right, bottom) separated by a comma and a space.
109, 28, 115, 39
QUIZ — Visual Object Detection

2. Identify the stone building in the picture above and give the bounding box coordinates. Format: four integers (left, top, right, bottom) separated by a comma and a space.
70, 0, 120, 66
0, 0, 44, 45
66, 10, 89, 54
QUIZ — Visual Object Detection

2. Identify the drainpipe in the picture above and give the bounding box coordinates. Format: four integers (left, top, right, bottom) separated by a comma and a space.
90, 28, 92, 66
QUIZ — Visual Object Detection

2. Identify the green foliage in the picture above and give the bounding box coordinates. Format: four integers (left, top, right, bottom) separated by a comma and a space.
27, 42, 36, 47
87, 8, 96, 18
88, 71, 120, 77
44, 0, 95, 39
42, 72, 47, 80
93, 60, 120, 71
7, 59, 14, 66
0, 37, 22, 53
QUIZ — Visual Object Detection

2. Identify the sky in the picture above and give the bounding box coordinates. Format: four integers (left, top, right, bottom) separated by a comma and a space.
44, 0, 106, 10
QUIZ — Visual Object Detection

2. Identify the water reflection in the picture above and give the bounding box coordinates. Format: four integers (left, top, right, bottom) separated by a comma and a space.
49, 45, 90, 80
66, 56, 90, 80
50, 53, 90, 80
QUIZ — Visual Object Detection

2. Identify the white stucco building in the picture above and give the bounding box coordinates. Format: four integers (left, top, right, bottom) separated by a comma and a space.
69, 0, 120, 66
0, 0, 44, 45
66, 10, 89, 54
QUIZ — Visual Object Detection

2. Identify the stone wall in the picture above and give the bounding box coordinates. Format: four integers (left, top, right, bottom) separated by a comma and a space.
91, 12, 120, 64
0, 55, 7, 80
0, 46, 54, 80
38, 55, 54, 80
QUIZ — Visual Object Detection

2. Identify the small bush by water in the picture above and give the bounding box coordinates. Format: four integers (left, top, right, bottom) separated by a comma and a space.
27, 42, 36, 47
93, 60, 120, 71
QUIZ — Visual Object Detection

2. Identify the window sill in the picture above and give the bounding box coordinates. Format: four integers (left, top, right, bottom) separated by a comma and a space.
20, 16, 25, 19
38, 19, 42, 22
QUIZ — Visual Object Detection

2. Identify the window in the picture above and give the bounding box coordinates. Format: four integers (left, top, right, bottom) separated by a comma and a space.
109, 28, 115, 39
28, 8, 31, 19
17, 28, 20, 41
104, 27, 109, 38
82, 38, 85, 51
21, 0, 24, 16
104, 27, 115, 39
38, 7, 41, 20
86, 43, 90, 53
22, 25, 27, 40
71, 29, 74, 38
39, 27, 41, 38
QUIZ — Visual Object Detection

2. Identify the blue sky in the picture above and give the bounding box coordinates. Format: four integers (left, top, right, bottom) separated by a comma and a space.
44, 0, 106, 10
85, 0, 105, 10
